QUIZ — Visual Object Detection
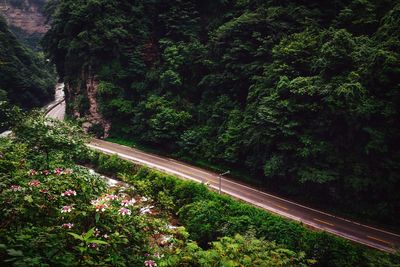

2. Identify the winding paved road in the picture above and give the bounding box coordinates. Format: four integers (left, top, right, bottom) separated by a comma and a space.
46, 87, 400, 253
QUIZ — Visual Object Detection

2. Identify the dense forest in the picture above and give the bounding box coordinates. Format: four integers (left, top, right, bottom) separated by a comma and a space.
43, 0, 400, 227
0, 15, 55, 114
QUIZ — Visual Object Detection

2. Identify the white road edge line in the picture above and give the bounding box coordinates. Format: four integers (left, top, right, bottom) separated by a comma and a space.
95, 140, 400, 239
92, 141, 400, 239
87, 143, 396, 253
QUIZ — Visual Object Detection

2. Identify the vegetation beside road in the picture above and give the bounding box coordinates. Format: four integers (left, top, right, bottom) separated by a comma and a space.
44, 0, 400, 229
85, 137, 400, 267
1, 113, 313, 266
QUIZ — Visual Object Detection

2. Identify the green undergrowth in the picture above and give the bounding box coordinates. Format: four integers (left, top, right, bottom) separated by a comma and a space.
80, 150, 400, 267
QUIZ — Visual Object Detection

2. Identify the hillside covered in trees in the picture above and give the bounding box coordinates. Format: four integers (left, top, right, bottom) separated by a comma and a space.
0, 15, 55, 114
43, 0, 400, 228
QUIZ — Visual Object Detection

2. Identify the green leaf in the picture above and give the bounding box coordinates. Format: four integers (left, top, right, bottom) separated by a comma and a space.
24, 195, 33, 203
7, 249, 23, 257
87, 239, 109, 245
68, 232, 84, 241
84, 227, 95, 240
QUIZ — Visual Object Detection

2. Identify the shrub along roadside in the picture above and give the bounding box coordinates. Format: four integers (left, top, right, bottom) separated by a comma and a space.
80, 150, 400, 267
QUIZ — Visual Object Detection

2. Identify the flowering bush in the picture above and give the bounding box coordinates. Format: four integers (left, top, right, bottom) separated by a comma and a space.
0, 134, 315, 266
0, 138, 189, 266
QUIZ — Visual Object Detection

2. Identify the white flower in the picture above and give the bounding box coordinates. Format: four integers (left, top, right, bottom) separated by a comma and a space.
118, 207, 132, 216
121, 199, 136, 207
61, 205, 73, 213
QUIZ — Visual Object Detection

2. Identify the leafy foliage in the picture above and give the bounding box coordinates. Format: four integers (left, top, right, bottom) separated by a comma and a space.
0, 116, 313, 266
13, 112, 87, 168
83, 153, 400, 267
0, 16, 55, 109
44, 0, 400, 228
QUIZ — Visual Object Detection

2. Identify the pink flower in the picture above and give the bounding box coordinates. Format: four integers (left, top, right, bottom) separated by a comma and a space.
106, 194, 118, 200
28, 180, 41, 187
88, 243, 97, 248
62, 223, 74, 229
61, 190, 77, 197
103, 234, 109, 239
61, 205, 73, 213
40, 189, 49, 194
42, 170, 50, 176
28, 170, 38, 176
10, 185, 22, 191
144, 260, 157, 267
54, 168, 63, 176
118, 207, 132, 216
121, 199, 136, 207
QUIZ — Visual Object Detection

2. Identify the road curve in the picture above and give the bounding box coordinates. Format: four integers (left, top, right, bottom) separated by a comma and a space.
47, 97, 400, 253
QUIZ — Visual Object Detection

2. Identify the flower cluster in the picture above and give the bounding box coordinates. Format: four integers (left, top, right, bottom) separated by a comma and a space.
91, 194, 136, 215
61, 205, 74, 213
62, 223, 74, 229
144, 260, 157, 267
61, 189, 77, 197
54, 168, 63, 175
106, 194, 118, 200
10, 185, 22, 191
121, 199, 136, 207
54, 168, 73, 176
28, 180, 41, 187
91, 198, 109, 212
144, 253, 163, 267
118, 207, 132, 216
27, 168, 73, 177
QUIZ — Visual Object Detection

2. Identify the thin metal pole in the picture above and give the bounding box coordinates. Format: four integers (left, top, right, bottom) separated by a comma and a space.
218, 171, 230, 194
218, 175, 221, 194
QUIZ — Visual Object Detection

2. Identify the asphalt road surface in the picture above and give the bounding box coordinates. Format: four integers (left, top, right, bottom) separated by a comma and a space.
46, 91, 400, 253
45, 83, 65, 120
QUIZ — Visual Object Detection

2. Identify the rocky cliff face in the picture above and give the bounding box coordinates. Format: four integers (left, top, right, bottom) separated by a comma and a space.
65, 66, 111, 138
0, 0, 48, 34
0, 0, 48, 49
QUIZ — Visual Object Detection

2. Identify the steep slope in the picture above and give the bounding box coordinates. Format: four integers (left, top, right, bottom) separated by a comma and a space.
0, 15, 55, 109
0, 0, 48, 50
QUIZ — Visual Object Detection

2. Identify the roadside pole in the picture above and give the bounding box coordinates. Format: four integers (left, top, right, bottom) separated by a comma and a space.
218, 170, 230, 194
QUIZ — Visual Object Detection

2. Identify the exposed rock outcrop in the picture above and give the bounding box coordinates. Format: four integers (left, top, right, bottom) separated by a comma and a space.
65, 66, 111, 139
0, 0, 48, 34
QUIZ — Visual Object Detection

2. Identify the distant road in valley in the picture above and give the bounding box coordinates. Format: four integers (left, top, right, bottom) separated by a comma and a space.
46, 93, 400, 253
